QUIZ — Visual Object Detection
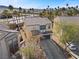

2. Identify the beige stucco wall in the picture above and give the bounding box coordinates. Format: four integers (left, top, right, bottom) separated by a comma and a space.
53, 17, 61, 41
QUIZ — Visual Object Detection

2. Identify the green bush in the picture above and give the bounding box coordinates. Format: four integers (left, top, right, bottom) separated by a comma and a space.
61, 24, 79, 44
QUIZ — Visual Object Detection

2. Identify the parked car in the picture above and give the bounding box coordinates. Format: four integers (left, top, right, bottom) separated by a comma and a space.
68, 43, 78, 51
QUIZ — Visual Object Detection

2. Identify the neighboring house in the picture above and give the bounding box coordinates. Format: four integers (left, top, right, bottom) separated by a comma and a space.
0, 24, 20, 59
0, 6, 8, 14
24, 17, 52, 39
53, 16, 79, 44
0, 16, 24, 24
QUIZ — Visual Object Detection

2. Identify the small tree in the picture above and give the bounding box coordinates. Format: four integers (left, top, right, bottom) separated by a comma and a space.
13, 10, 20, 16
2, 10, 12, 18
2, 10, 8, 15
23, 9, 26, 14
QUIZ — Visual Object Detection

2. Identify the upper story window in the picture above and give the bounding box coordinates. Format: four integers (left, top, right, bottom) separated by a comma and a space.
40, 25, 46, 30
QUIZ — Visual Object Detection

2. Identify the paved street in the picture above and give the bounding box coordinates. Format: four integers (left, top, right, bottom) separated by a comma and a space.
40, 39, 66, 59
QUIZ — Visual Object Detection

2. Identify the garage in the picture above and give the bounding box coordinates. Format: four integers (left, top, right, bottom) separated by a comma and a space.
43, 35, 50, 39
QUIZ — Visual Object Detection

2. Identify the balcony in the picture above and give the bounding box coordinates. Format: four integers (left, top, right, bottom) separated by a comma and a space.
31, 30, 52, 36
31, 30, 40, 36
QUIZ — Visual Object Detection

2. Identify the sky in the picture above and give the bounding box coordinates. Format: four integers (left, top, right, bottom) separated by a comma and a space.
0, 0, 79, 9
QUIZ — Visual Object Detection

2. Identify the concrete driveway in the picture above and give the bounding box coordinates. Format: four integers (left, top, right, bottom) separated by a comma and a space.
40, 39, 66, 59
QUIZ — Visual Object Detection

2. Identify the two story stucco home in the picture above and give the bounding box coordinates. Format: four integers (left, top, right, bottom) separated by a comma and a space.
53, 16, 79, 44
24, 17, 52, 39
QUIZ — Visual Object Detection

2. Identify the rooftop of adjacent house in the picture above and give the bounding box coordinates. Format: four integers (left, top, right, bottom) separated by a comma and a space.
55, 16, 79, 24
0, 24, 9, 40
0, 24, 9, 31
24, 17, 51, 26
0, 24, 18, 32
0, 24, 18, 40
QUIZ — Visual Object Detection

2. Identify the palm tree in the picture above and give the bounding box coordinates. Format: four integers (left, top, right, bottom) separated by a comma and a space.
76, 5, 78, 9
55, 8, 57, 10
18, 7, 22, 16
57, 6, 60, 10
47, 5, 49, 9
54, 8, 58, 16
19, 7, 22, 13
66, 4, 69, 7
31, 8, 34, 13
66, 4, 69, 9
42, 9, 46, 14
8, 5, 13, 11
61, 7, 66, 16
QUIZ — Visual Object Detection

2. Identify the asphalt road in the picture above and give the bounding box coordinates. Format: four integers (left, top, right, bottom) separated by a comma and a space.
40, 39, 66, 59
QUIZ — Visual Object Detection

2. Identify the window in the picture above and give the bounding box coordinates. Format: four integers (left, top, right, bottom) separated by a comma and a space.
40, 25, 46, 30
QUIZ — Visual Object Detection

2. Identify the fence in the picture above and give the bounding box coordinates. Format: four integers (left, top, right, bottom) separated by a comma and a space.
0, 17, 24, 24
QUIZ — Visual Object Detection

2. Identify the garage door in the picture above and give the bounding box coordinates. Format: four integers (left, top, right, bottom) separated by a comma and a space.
43, 35, 50, 39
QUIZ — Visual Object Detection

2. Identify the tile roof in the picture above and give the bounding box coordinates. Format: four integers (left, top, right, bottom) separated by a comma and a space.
24, 17, 51, 26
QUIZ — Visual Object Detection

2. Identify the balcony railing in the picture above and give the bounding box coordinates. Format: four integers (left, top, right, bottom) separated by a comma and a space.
31, 30, 52, 36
